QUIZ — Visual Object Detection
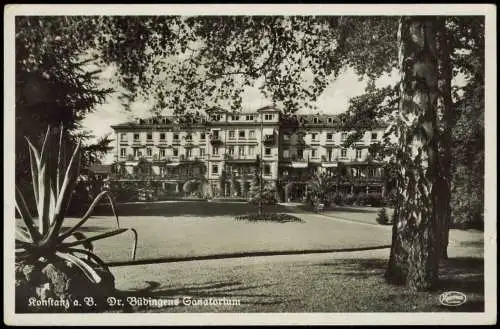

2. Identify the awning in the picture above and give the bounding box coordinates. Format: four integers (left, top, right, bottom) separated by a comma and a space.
322, 163, 338, 168
290, 162, 308, 168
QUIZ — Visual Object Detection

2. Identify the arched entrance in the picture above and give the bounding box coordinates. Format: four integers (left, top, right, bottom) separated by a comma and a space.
284, 182, 309, 203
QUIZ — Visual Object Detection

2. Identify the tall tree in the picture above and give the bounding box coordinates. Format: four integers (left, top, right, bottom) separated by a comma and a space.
385, 17, 442, 290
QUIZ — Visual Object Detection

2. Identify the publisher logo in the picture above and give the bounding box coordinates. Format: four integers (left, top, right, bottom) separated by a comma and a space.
439, 291, 467, 307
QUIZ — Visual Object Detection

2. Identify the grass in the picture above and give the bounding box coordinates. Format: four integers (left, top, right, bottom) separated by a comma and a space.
39, 201, 483, 314
235, 213, 304, 223
107, 251, 484, 313
62, 212, 392, 263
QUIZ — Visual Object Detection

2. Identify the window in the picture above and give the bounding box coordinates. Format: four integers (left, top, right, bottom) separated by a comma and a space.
199, 148, 205, 157
160, 149, 166, 158
249, 130, 255, 139
134, 133, 140, 141
265, 147, 271, 156
297, 149, 304, 159
133, 149, 143, 157
228, 130, 235, 139
239, 147, 245, 156
120, 148, 126, 157
311, 148, 317, 158
283, 149, 290, 158
264, 164, 271, 176
371, 132, 378, 140
147, 133, 153, 140
231, 115, 239, 121
313, 117, 319, 124
186, 149, 192, 157
228, 146, 235, 155
246, 115, 254, 121
327, 117, 333, 124
248, 146, 255, 156
238, 130, 246, 139
311, 133, 318, 141
212, 130, 219, 138
341, 132, 348, 142
173, 133, 179, 141
146, 148, 152, 157
173, 148, 179, 156
356, 149, 362, 159
200, 133, 206, 140
160, 133, 166, 140
120, 133, 127, 141
368, 168, 376, 177
211, 114, 221, 121
327, 148, 333, 161
212, 165, 218, 174
212, 146, 219, 155
327, 133, 333, 140
264, 114, 273, 120
341, 148, 347, 158
185, 134, 192, 141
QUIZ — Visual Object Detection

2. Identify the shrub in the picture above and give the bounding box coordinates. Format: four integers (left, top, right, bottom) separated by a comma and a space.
330, 192, 346, 206
345, 193, 356, 205
376, 207, 390, 225
354, 193, 367, 206
15, 127, 138, 312
365, 192, 385, 207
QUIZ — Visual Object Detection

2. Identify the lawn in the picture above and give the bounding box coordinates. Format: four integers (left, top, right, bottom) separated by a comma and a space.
109, 249, 484, 313
63, 201, 392, 264
61, 201, 484, 314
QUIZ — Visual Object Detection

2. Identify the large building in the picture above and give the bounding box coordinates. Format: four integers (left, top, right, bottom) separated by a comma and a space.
110, 106, 386, 202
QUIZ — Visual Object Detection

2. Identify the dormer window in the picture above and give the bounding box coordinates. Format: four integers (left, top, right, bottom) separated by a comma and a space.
231, 115, 239, 121
327, 117, 333, 124
246, 115, 254, 121
313, 117, 319, 124
264, 114, 273, 121
211, 114, 222, 121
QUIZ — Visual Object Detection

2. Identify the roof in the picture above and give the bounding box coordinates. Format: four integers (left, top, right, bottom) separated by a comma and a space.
256, 105, 281, 112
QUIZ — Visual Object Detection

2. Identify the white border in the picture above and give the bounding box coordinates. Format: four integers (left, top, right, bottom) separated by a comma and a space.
4, 4, 497, 326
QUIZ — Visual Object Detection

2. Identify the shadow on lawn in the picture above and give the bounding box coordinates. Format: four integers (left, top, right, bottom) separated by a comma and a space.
305, 257, 484, 312
116, 280, 291, 312
94, 201, 292, 217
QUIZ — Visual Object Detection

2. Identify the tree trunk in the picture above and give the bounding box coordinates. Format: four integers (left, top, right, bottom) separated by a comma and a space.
436, 17, 453, 260
385, 16, 441, 291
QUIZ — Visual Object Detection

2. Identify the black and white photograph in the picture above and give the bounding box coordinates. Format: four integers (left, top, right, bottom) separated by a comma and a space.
4, 4, 496, 326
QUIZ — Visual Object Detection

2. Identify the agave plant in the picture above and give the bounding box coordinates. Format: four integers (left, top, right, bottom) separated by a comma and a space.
15, 126, 137, 285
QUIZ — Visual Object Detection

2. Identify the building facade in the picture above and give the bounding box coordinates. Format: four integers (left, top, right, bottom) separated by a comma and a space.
110, 106, 386, 202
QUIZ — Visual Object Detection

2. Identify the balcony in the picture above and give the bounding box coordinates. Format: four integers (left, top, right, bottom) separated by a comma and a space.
210, 135, 223, 146
119, 139, 129, 145
224, 154, 256, 163
146, 139, 154, 145
262, 135, 275, 146
132, 140, 142, 145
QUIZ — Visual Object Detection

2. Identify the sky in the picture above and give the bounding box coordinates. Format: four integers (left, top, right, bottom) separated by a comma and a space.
81, 66, 398, 164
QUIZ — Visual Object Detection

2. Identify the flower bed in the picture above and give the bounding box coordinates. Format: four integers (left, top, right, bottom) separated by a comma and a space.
235, 213, 304, 223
